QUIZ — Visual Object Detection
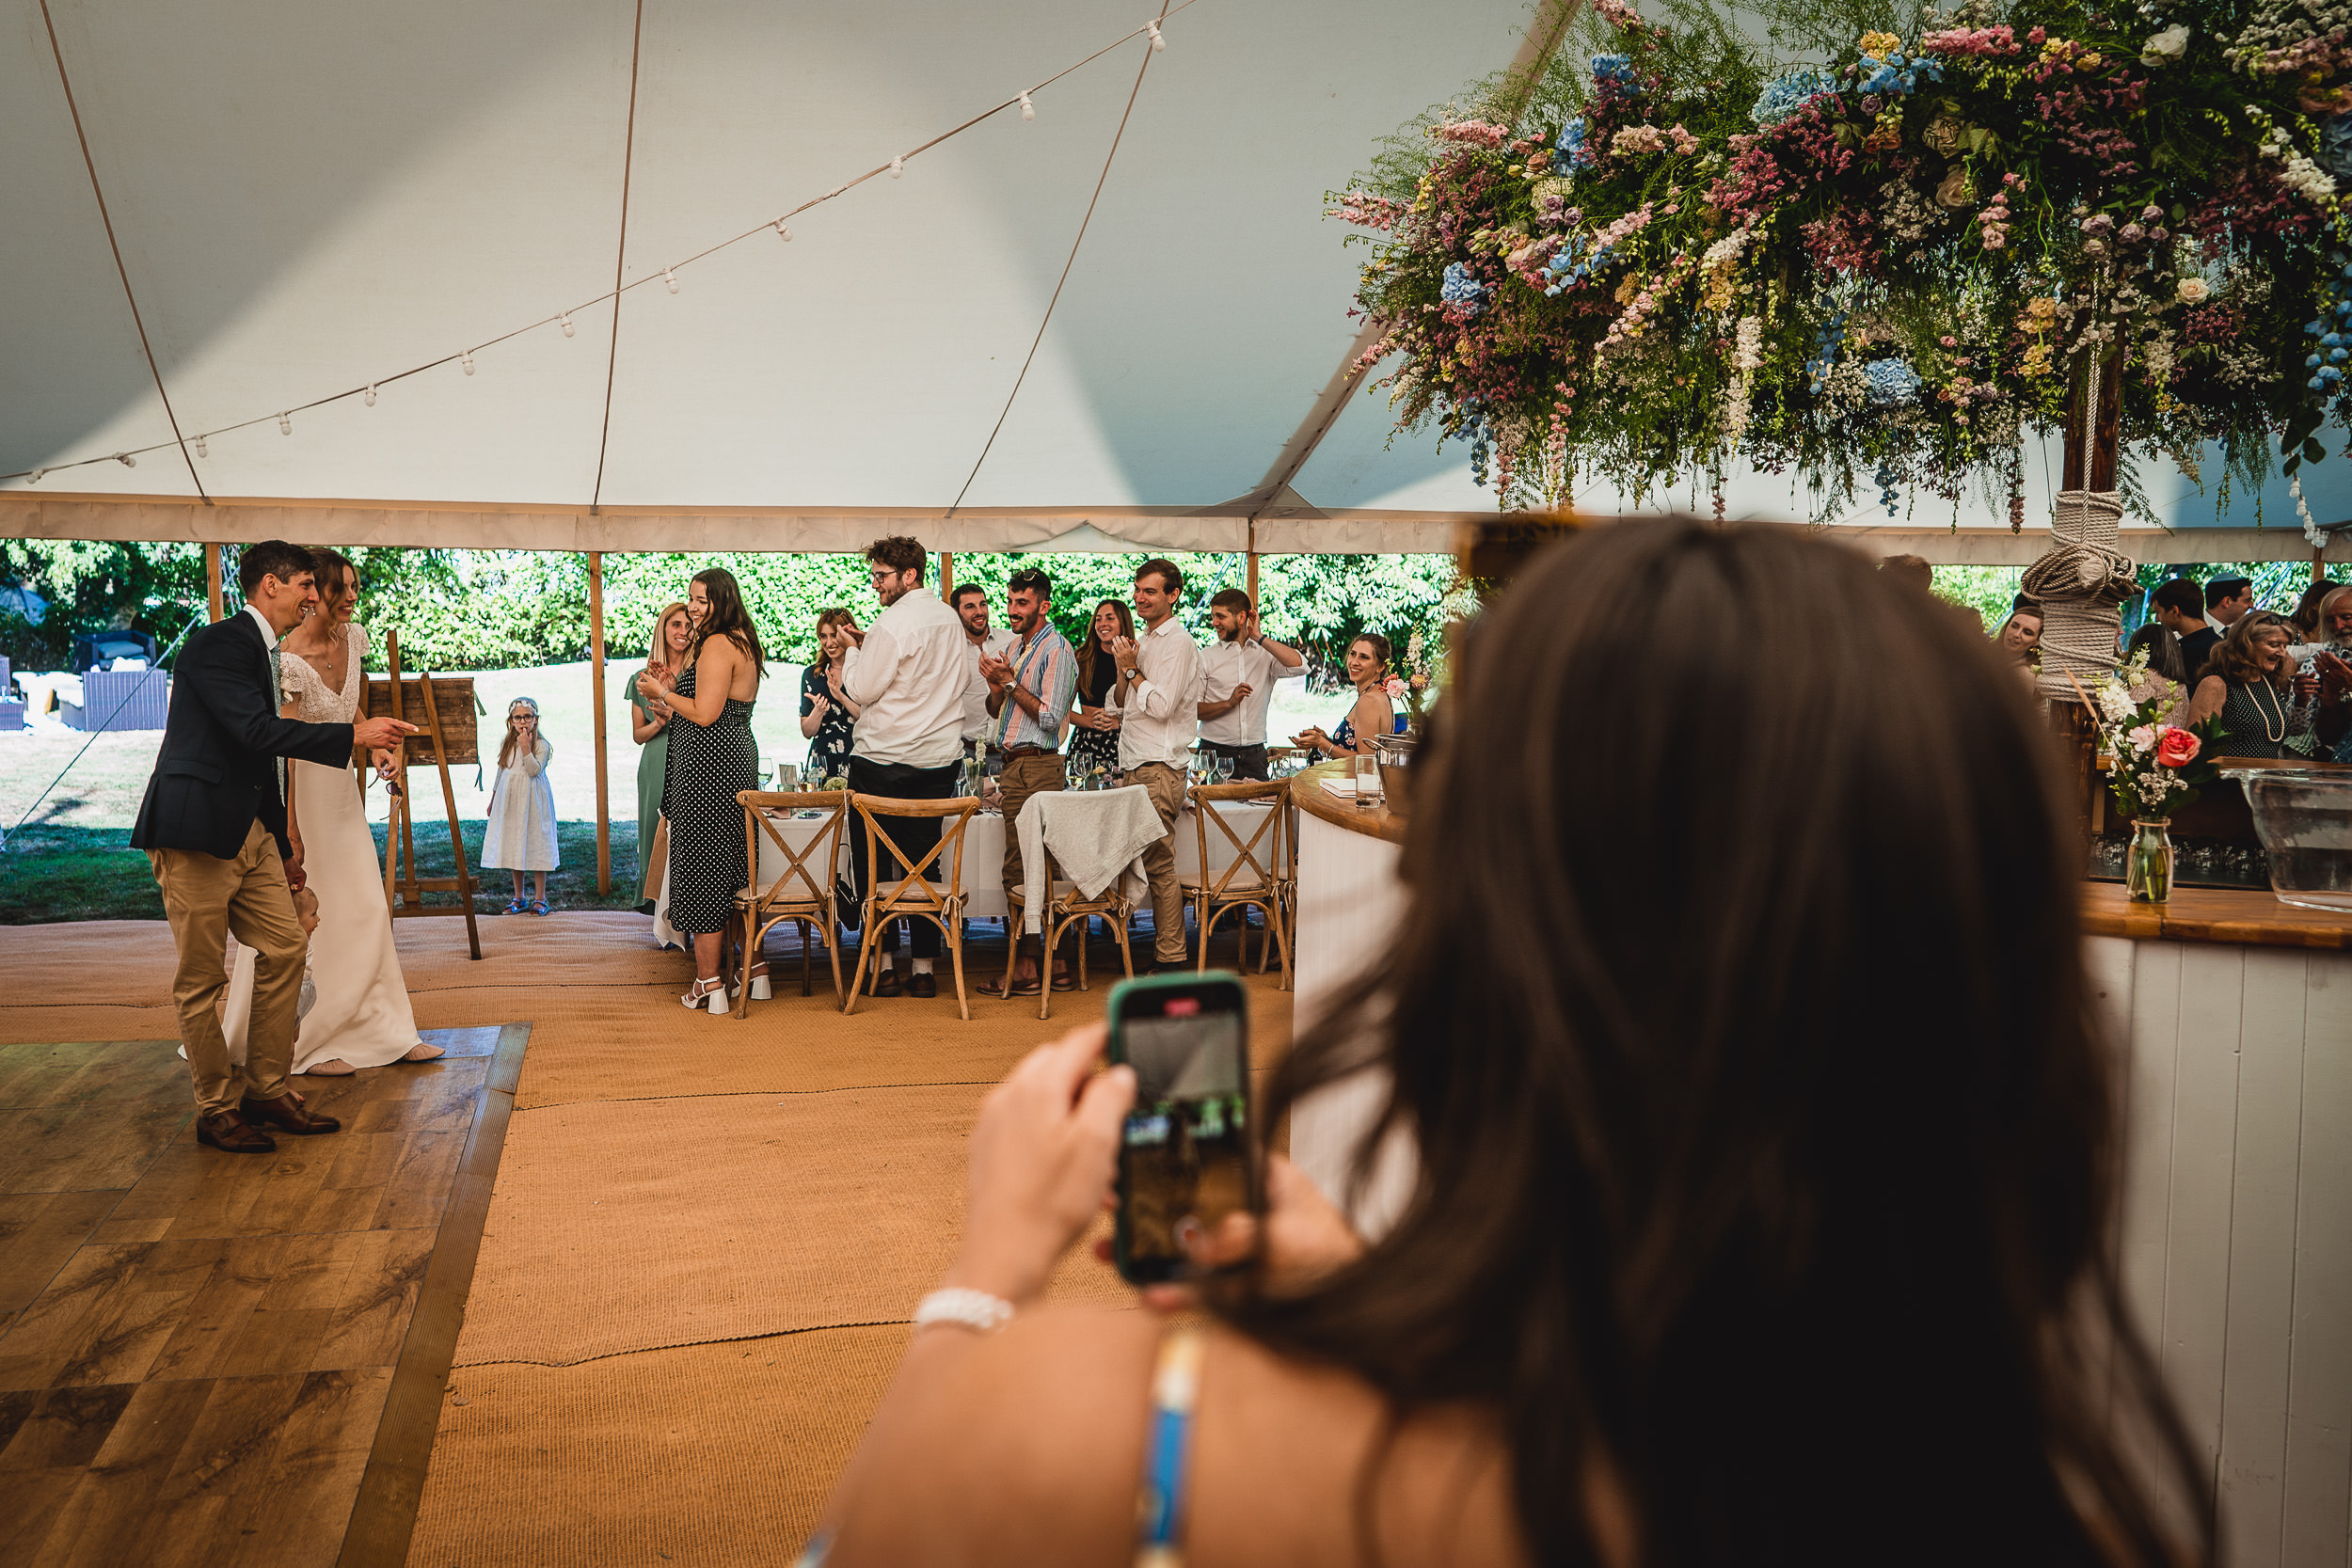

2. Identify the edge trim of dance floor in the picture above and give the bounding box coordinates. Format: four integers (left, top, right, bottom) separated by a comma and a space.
336, 1020, 529, 1568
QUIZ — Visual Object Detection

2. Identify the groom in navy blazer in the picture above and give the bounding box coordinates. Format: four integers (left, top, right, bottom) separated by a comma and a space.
133, 540, 415, 1153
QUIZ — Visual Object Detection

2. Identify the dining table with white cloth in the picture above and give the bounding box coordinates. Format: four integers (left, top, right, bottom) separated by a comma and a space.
653, 793, 1279, 941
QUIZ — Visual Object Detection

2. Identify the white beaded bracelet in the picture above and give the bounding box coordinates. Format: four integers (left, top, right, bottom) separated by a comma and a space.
913, 1287, 1015, 1334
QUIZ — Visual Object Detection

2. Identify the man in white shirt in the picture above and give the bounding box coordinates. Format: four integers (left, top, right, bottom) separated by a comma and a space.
1109, 558, 1205, 970
951, 583, 1018, 753
839, 535, 967, 1000
1195, 588, 1304, 782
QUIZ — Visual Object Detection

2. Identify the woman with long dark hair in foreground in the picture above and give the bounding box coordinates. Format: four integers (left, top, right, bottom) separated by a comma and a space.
811, 520, 2209, 1568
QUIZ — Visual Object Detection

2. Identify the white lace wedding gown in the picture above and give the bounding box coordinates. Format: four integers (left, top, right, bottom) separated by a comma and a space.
215, 623, 434, 1073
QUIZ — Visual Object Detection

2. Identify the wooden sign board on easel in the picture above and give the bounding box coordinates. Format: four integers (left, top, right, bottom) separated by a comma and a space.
360, 633, 484, 960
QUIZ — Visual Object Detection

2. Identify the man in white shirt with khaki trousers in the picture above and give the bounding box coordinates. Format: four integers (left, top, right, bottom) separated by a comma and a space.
839, 535, 968, 1000
1109, 558, 1205, 971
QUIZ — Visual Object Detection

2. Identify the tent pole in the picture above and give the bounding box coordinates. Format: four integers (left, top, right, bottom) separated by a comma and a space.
205, 543, 224, 622
940, 549, 954, 598
2319, 544, 2328, 585
589, 551, 611, 896
1246, 520, 1259, 607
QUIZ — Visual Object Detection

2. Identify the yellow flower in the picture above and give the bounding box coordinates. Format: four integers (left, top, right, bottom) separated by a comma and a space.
1859, 30, 1902, 55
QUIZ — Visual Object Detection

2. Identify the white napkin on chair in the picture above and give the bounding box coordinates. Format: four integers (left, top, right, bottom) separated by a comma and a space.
1017, 786, 1165, 934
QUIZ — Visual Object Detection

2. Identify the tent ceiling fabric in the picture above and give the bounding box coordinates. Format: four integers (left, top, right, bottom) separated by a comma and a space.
3, 0, 2344, 558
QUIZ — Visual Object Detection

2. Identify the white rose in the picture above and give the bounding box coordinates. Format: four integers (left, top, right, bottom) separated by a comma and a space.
2176, 277, 2210, 305
2140, 23, 2189, 65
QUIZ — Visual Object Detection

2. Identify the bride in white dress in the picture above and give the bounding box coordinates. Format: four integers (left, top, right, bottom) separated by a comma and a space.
218, 549, 444, 1075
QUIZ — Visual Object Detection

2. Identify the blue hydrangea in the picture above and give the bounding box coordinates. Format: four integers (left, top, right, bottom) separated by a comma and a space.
1441, 261, 1490, 315
1863, 357, 1923, 408
1857, 49, 1944, 98
1753, 67, 1839, 126
1804, 309, 1850, 393
1554, 117, 1592, 169
1590, 54, 1643, 92
1875, 459, 1901, 514
1543, 234, 1616, 295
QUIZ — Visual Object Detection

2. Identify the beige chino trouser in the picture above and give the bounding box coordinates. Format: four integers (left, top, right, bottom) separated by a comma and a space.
150, 820, 305, 1115
1128, 761, 1190, 965
996, 752, 1067, 920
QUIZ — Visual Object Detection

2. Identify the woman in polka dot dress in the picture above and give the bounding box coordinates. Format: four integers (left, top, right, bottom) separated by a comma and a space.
637, 568, 765, 1011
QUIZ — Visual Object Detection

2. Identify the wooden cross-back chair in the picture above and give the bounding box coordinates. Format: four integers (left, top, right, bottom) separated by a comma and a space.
844, 793, 981, 1021
1180, 779, 1292, 989
733, 790, 848, 1012
1000, 793, 1137, 1022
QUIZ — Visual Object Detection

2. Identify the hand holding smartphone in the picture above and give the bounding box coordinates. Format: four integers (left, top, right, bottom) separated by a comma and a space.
1105, 971, 1260, 1286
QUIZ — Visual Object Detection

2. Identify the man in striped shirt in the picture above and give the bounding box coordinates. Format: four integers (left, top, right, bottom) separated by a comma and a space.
978, 566, 1076, 995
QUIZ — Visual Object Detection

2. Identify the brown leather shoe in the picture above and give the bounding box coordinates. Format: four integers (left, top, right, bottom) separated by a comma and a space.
908, 970, 938, 999
197, 1110, 276, 1153
240, 1092, 342, 1136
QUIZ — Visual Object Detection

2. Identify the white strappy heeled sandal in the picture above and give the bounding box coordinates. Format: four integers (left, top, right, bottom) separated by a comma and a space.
682, 976, 730, 1012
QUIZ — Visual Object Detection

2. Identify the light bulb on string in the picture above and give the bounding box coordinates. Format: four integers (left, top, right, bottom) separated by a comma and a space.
889, 156, 904, 179
1146, 19, 1165, 49
560, 310, 575, 337
364, 383, 377, 406
1020, 91, 1035, 119
192, 436, 207, 458
663, 266, 679, 293
115, 451, 136, 467
26, 468, 43, 484
278, 413, 292, 436
774, 220, 793, 242
461, 352, 475, 375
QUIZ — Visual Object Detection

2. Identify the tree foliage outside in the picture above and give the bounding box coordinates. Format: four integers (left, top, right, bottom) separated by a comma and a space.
1, 541, 1467, 689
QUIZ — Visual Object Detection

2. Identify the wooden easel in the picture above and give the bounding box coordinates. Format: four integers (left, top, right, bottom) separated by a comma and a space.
361, 631, 483, 959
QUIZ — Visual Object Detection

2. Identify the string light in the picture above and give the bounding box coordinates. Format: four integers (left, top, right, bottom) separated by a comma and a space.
7, 7, 1203, 487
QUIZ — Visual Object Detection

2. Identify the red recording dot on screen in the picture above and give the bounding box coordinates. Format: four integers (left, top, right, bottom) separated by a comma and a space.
1164, 998, 1200, 1017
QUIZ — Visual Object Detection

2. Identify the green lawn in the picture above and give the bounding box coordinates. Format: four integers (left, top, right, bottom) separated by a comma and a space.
0, 819, 644, 925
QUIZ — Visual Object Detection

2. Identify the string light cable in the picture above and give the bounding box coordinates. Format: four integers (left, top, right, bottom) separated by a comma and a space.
0, 7, 1199, 486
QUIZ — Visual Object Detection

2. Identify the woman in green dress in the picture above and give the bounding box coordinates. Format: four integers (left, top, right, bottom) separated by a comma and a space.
631, 600, 692, 910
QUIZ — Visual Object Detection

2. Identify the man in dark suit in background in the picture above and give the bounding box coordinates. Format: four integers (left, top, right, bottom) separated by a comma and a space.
132, 540, 416, 1153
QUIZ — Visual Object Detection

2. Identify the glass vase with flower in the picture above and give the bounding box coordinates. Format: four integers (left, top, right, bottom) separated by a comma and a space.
2078, 653, 2226, 903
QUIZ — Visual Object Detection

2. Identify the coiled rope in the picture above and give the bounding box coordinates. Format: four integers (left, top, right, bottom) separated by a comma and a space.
2022, 355, 2136, 702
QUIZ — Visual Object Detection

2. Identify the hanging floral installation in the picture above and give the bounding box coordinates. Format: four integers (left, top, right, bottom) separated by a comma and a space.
1333, 0, 2352, 539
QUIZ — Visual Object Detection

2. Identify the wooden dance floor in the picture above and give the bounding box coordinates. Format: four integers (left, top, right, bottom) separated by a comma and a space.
0, 1022, 527, 1568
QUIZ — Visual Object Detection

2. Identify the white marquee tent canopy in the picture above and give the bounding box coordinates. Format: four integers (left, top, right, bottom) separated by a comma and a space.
2, 0, 2345, 565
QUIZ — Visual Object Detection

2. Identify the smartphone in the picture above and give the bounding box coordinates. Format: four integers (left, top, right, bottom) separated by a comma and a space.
1106, 970, 1257, 1286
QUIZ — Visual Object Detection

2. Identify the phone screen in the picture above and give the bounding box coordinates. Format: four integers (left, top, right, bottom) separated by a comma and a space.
1111, 977, 1253, 1284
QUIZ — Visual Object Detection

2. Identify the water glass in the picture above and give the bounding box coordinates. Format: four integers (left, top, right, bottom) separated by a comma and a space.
1354, 751, 1382, 805
774, 763, 799, 792
1215, 755, 1234, 784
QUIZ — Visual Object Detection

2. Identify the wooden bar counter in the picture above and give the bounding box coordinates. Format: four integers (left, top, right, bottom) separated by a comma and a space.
1286, 759, 2352, 1566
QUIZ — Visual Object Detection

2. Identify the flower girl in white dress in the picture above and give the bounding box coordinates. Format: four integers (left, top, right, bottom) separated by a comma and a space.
216, 549, 444, 1076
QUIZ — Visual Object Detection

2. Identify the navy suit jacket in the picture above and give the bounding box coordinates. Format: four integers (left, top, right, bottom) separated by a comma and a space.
130, 611, 358, 861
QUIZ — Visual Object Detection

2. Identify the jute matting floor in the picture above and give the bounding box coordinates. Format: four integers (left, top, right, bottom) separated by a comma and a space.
0, 911, 1295, 1563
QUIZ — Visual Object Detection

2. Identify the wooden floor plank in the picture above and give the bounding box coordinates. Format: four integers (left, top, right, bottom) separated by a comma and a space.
31, 1377, 215, 1568
0, 1190, 126, 1312
0, 1030, 523, 1566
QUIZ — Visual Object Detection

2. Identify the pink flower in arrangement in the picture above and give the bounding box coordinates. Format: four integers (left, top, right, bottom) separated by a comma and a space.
1594, 0, 1643, 27
1431, 120, 1512, 148
2127, 723, 2158, 752
1921, 24, 2022, 55
2156, 728, 2201, 768
1383, 676, 1408, 700
1668, 123, 1700, 155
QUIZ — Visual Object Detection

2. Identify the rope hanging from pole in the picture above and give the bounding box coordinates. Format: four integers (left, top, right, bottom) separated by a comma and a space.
2023, 353, 2137, 703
